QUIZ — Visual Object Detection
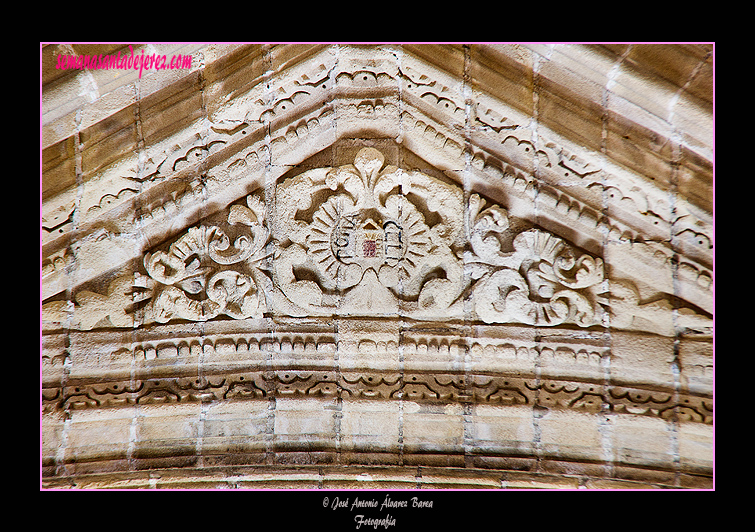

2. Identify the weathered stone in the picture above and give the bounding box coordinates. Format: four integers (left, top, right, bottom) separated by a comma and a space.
41, 43, 714, 491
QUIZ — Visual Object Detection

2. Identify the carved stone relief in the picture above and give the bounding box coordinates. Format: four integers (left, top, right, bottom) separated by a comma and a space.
43, 146, 711, 336
41, 46, 713, 318
42, 368, 712, 424
271, 146, 464, 318
41, 44, 713, 489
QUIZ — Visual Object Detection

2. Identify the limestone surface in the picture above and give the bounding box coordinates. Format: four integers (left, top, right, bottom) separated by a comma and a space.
41, 43, 714, 490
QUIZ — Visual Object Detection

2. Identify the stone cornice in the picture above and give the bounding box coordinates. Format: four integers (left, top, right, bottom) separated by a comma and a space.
41, 464, 713, 490
42, 44, 712, 205
42, 315, 713, 420
40, 44, 715, 492
42, 366, 713, 425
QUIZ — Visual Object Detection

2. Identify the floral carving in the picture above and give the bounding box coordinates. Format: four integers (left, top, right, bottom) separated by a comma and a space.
42, 148, 711, 334
135, 195, 271, 324
269, 147, 607, 326
466, 194, 605, 326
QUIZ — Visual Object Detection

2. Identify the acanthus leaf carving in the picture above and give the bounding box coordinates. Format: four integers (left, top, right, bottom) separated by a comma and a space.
466, 194, 605, 327
270, 148, 608, 326
42, 148, 711, 335
136, 193, 272, 325
272, 147, 466, 317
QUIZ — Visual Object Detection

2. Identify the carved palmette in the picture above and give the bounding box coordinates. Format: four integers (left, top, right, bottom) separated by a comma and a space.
273, 147, 467, 317
467, 200, 605, 327
272, 147, 606, 325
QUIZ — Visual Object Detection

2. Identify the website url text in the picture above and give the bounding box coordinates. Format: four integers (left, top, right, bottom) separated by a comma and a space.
55, 45, 192, 79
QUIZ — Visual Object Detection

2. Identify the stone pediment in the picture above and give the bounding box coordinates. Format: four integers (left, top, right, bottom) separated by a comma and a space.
41, 44, 713, 489
42, 45, 712, 336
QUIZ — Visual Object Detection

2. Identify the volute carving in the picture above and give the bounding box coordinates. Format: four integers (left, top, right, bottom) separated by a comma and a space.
134, 195, 271, 324
42, 148, 710, 334
270, 147, 606, 325
466, 194, 604, 326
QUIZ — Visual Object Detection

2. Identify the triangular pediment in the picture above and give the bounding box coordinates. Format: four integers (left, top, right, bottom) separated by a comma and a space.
41, 43, 715, 490
42, 44, 713, 337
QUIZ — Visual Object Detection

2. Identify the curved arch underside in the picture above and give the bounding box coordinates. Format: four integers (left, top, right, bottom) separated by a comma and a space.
41, 43, 714, 489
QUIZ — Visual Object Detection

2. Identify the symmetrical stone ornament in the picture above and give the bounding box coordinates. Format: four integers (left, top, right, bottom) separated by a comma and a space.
274, 147, 465, 318
43, 366, 713, 424
41, 43, 714, 490
44, 146, 710, 335
139, 194, 270, 324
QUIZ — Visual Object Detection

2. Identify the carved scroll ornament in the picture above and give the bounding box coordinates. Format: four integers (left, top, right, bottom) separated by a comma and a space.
265, 148, 604, 325
134, 195, 272, 324
44, 148, 709, 333
466, 194, 604, 326
272, 147, 466, 318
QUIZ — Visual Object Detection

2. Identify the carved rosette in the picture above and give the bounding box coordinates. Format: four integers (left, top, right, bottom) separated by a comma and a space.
272, 147, 605, 326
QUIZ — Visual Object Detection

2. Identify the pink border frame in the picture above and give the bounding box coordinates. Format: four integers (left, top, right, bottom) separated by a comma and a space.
39, 42, 715, 494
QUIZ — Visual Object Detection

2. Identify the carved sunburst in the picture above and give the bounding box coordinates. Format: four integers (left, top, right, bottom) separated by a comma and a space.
303, 193, 434, 290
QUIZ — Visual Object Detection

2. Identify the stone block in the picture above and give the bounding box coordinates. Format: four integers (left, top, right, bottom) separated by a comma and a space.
321, 468, 416, 489
538, 48, 608, 107
273, 397, 338, 445
678, 337, 714, 394
65, 407, 136, 463
41, 137, 77, 198
200, 400, 271, 455
501, 471, 582, 489
610, 65, 677, 127
235, 471, 322, 489
41, 412, 66, 460
402, 402, 464, 454
611, 414, 674, 469
624, 44, 708, 91
470, 404, 535, 454
135, 403, 202, 449
609, 331, 676, 386
336, 319, 401, 372
604, 107, 675, 189
340, 400, 400, 453
537, 409, 604, 463
468, 44, 534, 117
417, 468, 503, 489
537, 77, 605, 154
678, 421, 713, 473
